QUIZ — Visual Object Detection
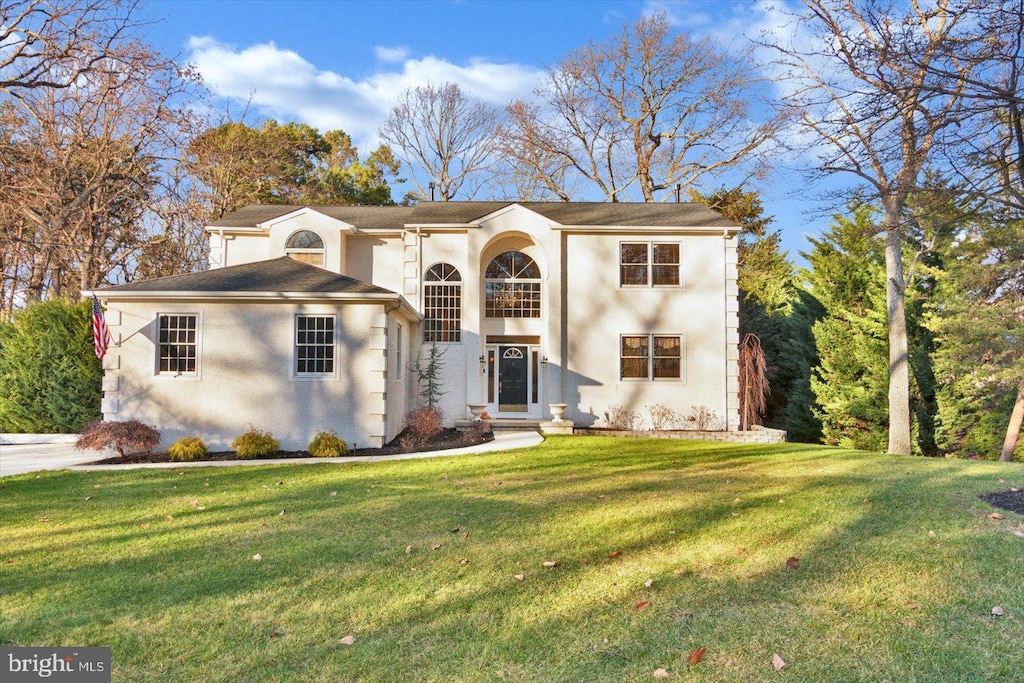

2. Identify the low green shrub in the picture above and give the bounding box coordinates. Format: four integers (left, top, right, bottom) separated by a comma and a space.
168, 436, 208, 462
308, 430, 348, 457
231, 428, 279, 459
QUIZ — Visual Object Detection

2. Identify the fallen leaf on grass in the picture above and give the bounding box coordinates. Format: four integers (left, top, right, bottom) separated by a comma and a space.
992, 606, 1005, 616
338, 635, 355, 646
432, 544, 441, 550
644, 579, 654, 588
140, 523, 150, 528
688, 647, 707, 665
252, 554, 262, 562
543, 561, 559, 568
737, 547, 746, 554
653, 668, 671, 678
986, 513, 1004, 520
459, 558, 469, 566
928, 531, 936, 537
786, 557, 800, 571
635, 601, 650, 610
608, 551, 623, 559
772, 653, 787, 671
39, 516, 50, 522
329, 491, 338, 497
279, 510, 286, 516
905, 602, 919, 610
269, 630, 282, 638
84, 496, 92, 501
513, 574, 525, 581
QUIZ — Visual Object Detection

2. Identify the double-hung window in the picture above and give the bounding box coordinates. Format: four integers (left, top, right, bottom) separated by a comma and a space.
620, 242, 681, 287
620, 334, 683, 380
157, 314, 198, 375
296, 315, 335, 375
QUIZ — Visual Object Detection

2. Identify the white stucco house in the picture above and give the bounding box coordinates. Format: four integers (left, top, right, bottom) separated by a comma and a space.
89, 202, 741, 450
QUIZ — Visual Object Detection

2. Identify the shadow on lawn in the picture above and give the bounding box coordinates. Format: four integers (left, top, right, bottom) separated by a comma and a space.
1, 437, 1021, 680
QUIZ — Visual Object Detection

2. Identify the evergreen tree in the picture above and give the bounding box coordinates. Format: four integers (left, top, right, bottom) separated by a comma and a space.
927, 211, 1024, 460
804, 204, 890, 451
692, 186, 821, 440
0, 299, 101, 432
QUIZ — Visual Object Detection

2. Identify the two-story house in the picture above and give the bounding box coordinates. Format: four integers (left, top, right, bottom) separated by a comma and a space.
90, 202, 741, 450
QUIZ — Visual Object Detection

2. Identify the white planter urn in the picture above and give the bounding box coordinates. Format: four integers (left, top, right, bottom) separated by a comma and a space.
467, 403, 488, 422
548, 403, 568, 424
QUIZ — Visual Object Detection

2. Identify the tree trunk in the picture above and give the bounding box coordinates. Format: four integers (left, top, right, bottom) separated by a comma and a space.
1000, 377, 1024, 462
884, 226, 912, 455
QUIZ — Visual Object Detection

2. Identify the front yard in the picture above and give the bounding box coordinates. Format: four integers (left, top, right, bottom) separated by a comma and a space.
1, 436, 1021, 681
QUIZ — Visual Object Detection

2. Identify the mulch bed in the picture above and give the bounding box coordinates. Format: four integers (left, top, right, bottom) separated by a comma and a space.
981, 489, 1024, 516
86, 427, 493, 465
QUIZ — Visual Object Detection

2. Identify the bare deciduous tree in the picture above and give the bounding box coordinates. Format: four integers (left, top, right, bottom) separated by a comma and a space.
378, 82, 500, 201
499, 13, 785, 203
767, 0, 980, 455
0, 41, 201, 308
0, 0, 138, 96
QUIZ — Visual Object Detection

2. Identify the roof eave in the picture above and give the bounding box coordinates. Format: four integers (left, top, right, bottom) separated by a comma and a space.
549, 224, 741, 235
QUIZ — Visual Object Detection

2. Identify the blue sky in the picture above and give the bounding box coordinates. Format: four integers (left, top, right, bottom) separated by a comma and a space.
139, 0, 839, 262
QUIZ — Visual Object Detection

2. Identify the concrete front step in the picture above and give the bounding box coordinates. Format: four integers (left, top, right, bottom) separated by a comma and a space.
455, 419, 543, 432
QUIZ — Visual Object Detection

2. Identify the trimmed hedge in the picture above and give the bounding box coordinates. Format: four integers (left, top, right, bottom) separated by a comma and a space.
0, 299, 101, 433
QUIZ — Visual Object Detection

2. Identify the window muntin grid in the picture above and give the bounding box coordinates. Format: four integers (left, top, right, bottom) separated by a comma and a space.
296, 315, 335, 375
285, 230, 325, 267
619, 242, 681, 287
158, 314, 197, 374
484, 251, 541, 318
620, 334, 683, 380
424, 263, 462, 342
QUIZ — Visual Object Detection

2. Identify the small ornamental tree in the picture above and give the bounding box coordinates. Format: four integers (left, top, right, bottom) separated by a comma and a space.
738, 333, 770, 430
0, 299, 101, 433
410, 341, 446, 408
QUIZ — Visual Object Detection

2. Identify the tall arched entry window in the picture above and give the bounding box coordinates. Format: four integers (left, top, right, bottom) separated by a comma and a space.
423, 263, 462, 342
484, 251, 541, 318
285, 230, 325, 266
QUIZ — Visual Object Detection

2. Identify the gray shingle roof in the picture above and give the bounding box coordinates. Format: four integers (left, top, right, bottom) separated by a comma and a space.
210, 201, 737, 230
98, 257, 396, 295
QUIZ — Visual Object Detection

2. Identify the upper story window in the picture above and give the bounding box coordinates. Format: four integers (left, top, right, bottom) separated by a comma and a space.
424, 263, 462, 342
286, 230, 325, 267
485, 251, 541, 318
157, 314, 198, 375
620, 242, 681, 287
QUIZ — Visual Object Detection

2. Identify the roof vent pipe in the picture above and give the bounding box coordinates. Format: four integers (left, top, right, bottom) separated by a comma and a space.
428, 182, 435, 202
675, 183, 682, 203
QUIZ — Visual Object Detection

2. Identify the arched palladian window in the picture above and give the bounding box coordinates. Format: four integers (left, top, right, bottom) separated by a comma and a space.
285, 230, 325, 266
484, 251, 541, 318
424, 263, 462, 342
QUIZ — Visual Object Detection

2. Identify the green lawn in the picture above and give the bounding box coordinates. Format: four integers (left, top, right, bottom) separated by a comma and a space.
1, 437, 1022, 682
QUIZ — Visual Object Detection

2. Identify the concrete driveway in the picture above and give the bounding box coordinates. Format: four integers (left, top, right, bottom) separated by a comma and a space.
0, 443, 104, 477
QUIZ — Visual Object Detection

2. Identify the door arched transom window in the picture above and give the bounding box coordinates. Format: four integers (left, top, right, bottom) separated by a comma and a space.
484, 251, 541, 318
285, 230, 325, 266
423, 263, 462, 342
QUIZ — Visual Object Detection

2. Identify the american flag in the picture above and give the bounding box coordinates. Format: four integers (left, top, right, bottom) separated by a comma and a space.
91, 294, 111, 361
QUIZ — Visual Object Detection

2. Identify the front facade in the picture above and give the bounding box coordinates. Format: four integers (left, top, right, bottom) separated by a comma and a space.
92, 202, 740, 450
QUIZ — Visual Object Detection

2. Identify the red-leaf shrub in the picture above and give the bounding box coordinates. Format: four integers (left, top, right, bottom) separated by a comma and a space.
76, 419, 161, 458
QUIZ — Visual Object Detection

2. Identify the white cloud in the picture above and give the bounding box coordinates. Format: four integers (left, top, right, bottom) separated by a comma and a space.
185, 36, 541, 148
374, 45, 409, 63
